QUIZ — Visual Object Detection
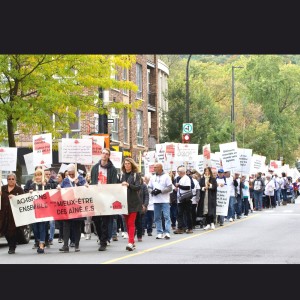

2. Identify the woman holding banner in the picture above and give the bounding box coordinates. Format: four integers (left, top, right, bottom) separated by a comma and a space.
0, 172, 25, 254
28, 169, 51, 254
59, 163, 86, 253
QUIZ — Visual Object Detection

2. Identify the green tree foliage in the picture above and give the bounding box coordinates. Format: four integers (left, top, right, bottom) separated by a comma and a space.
241, 55, 300, 164
0, 54, 139, 180
162, 54, 300, 166
0, 55, 139, 143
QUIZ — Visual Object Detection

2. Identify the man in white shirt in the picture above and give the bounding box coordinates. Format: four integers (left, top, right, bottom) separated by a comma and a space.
173, 166, 194, 234
148, 163, 173, 239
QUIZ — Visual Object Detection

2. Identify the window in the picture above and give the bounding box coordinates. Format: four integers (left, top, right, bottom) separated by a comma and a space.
111, 108, 119, 141
122, 68, 128, 95
136, 63, 143, 99
136, 110, 143, 145
123, 108, 128, 143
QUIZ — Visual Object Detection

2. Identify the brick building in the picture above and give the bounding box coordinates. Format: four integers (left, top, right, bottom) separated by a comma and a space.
14, 55, 169, 179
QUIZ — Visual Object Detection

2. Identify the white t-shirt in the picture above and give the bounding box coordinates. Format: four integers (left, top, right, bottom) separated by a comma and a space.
98, 166, 108, 184
177, 174, 191, 203
148, 172, 172, 204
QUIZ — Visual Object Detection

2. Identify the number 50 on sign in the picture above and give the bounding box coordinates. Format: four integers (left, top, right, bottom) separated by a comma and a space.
182, 123, 193, 134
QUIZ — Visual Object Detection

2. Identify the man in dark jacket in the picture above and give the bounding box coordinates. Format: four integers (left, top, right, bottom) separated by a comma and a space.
90, 148, 118, 251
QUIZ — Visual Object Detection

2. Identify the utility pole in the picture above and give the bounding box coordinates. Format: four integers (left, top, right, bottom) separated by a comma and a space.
231, 66, 244, 142
186, 54, 192, 123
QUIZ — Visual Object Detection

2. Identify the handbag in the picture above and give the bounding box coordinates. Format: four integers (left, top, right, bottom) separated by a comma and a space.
178, 190, 193, 203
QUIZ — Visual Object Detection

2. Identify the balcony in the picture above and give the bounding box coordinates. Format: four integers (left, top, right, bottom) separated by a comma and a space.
148, 92, 156, 112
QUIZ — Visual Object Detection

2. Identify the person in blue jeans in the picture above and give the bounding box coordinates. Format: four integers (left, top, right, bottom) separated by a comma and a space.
28, 169, 52, 254
148, 163, 173, 239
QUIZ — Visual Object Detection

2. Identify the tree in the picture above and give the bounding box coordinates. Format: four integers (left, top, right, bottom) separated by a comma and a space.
241, 55, 300, 164
0, 54, 139, 181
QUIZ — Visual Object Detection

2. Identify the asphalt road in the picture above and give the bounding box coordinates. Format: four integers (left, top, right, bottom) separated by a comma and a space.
1, 197, 300, 264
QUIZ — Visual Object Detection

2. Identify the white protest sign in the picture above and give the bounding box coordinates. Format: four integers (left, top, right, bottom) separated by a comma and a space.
197, 155, 204, 174
174, 143, 198, 162
58, 163, 69, 174
82, 135, 105, 164
269, 160, 282, 170
203, 144, 211, 168
236, 148, 252, 175
219, 142, 239, 173
61, 138, 93, 165
110, 151, 122, 169
144, 160, 155, 175
216, 185, 230, 216
250, 154, 266, 174
210, 153, 221, 170
24, 152, 35, 175
0, 147, 17, 171
32, 133, 53, 166
9, 184, 128, 227
143, 151, 156, 163
155, 144, 166, 163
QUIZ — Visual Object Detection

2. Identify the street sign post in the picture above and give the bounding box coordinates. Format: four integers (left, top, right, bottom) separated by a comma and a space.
182, 123, 193, 134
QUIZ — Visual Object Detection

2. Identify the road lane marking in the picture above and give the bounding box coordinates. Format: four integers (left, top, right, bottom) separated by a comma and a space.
101, 214, 259, 264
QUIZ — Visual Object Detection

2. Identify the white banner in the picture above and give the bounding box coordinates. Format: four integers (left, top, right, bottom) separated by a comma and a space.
9, 184, 128, 227
219, 142, 239, 173
216, 185, 230, 216
61, 138, 93, 165
236, 148, 252, 175
32, 133, 53, 166
0, 147, 17, 171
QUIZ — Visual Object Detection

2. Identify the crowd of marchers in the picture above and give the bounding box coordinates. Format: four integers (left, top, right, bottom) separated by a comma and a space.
1, 151, 299, 255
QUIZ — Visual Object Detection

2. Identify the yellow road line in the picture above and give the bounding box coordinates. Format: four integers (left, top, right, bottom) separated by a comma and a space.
101, 214, 259, 264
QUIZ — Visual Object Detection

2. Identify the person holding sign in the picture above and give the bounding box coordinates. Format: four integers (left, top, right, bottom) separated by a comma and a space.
0, 173, 25, 254
196, 167, 218, 230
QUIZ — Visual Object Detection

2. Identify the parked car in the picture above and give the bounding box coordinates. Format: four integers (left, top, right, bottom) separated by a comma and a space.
0, 225, 32, 244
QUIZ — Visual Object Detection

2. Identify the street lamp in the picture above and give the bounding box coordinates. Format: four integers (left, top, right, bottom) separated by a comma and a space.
231, 66, 244, 142
186, 54, 192, 123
